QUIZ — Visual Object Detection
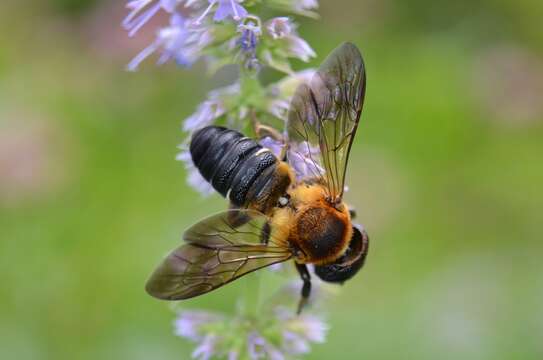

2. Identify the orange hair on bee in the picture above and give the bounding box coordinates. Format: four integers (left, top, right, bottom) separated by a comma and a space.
285, 183, 352, 265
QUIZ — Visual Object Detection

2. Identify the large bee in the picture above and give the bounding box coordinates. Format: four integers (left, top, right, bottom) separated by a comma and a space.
146, 42, 369, 313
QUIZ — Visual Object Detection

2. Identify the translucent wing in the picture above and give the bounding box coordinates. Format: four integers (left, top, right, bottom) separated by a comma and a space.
287, 42, 366, 203
146, 209, 292, 300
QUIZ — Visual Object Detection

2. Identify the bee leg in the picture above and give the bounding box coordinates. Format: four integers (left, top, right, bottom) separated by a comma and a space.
254, 122, 285, 142
260, 222, 271, 245
295, 263, 312, 315
349, 207, 357, 219
279, 143, 289, 162
251, 120, 289, 161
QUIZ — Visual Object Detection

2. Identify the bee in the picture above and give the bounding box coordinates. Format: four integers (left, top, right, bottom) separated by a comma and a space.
146, 42, 369, 313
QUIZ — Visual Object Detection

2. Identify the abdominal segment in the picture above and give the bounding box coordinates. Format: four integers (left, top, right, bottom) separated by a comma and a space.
190, 126, 291, 213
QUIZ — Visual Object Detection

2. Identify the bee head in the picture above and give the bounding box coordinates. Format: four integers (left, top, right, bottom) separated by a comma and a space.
314, 225, 369, 283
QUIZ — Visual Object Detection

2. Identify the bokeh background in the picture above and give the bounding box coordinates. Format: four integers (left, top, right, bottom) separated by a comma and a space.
1, 0, 542, 359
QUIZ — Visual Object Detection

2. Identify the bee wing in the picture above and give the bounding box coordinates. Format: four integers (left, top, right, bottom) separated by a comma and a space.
146, 209, 292, 300
287, 42, 366, 202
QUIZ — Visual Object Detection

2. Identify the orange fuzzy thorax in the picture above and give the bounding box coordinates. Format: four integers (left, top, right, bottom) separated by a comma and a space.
270, 182, 352, 265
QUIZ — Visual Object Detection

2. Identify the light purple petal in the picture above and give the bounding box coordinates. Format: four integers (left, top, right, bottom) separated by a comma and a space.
173, 310, 222, 341
159, 0, 178, 12
247, 332, 285, 360
282, 331, 310, 355
183, 100, 225, 132
259, 136, 283, 158
287, 141, 324, 180
286, 35, 316, 62
295, 315, 329, 343
125, 2, 161, 37
125, 9, 209, 70
123, 0, 152, 28
123, 0, 180, 35
127, 41, 160, 71
191, 334, 217, 360
177, 150, 215, 195
267, 17, 293, 39
214, 0, 248, 21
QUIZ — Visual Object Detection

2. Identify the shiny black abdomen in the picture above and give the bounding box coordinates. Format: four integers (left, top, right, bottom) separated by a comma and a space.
190, 126, 279, 207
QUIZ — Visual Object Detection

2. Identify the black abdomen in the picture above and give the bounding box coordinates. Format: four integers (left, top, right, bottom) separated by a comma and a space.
190, 126, 281, 207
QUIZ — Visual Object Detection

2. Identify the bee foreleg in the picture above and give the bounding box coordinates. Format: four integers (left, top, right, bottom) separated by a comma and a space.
279, 143, 288, 162
349, 206, 357, 220
295, 263, 312, 315
260, 222, 271, 245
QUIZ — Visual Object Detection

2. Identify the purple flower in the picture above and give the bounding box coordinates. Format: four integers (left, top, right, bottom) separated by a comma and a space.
169, 302, 328, 359
238, 22, 260, 54
195, 0, 248, 24
182, 82, 240, 132
282, 331, 310, 355
183, 99, 226, 132
123, 0, 180, 37
127, 13, 212, 71
247, 332, 285, 360
236, 20, 261, 70
266, 17, 293, 40
266, 17, 316, 62
176, 150, 215, 195
191, 334, 218, 360
287, 141, 324, 180
275, 306, 329, 354
174, 310, 223, 341
292, 314, 328, 343
259, 136, 284, 158
285, 35, 316, 62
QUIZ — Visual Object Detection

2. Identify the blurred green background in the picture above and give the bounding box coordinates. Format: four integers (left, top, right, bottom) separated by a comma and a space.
1, 0, 542, 359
